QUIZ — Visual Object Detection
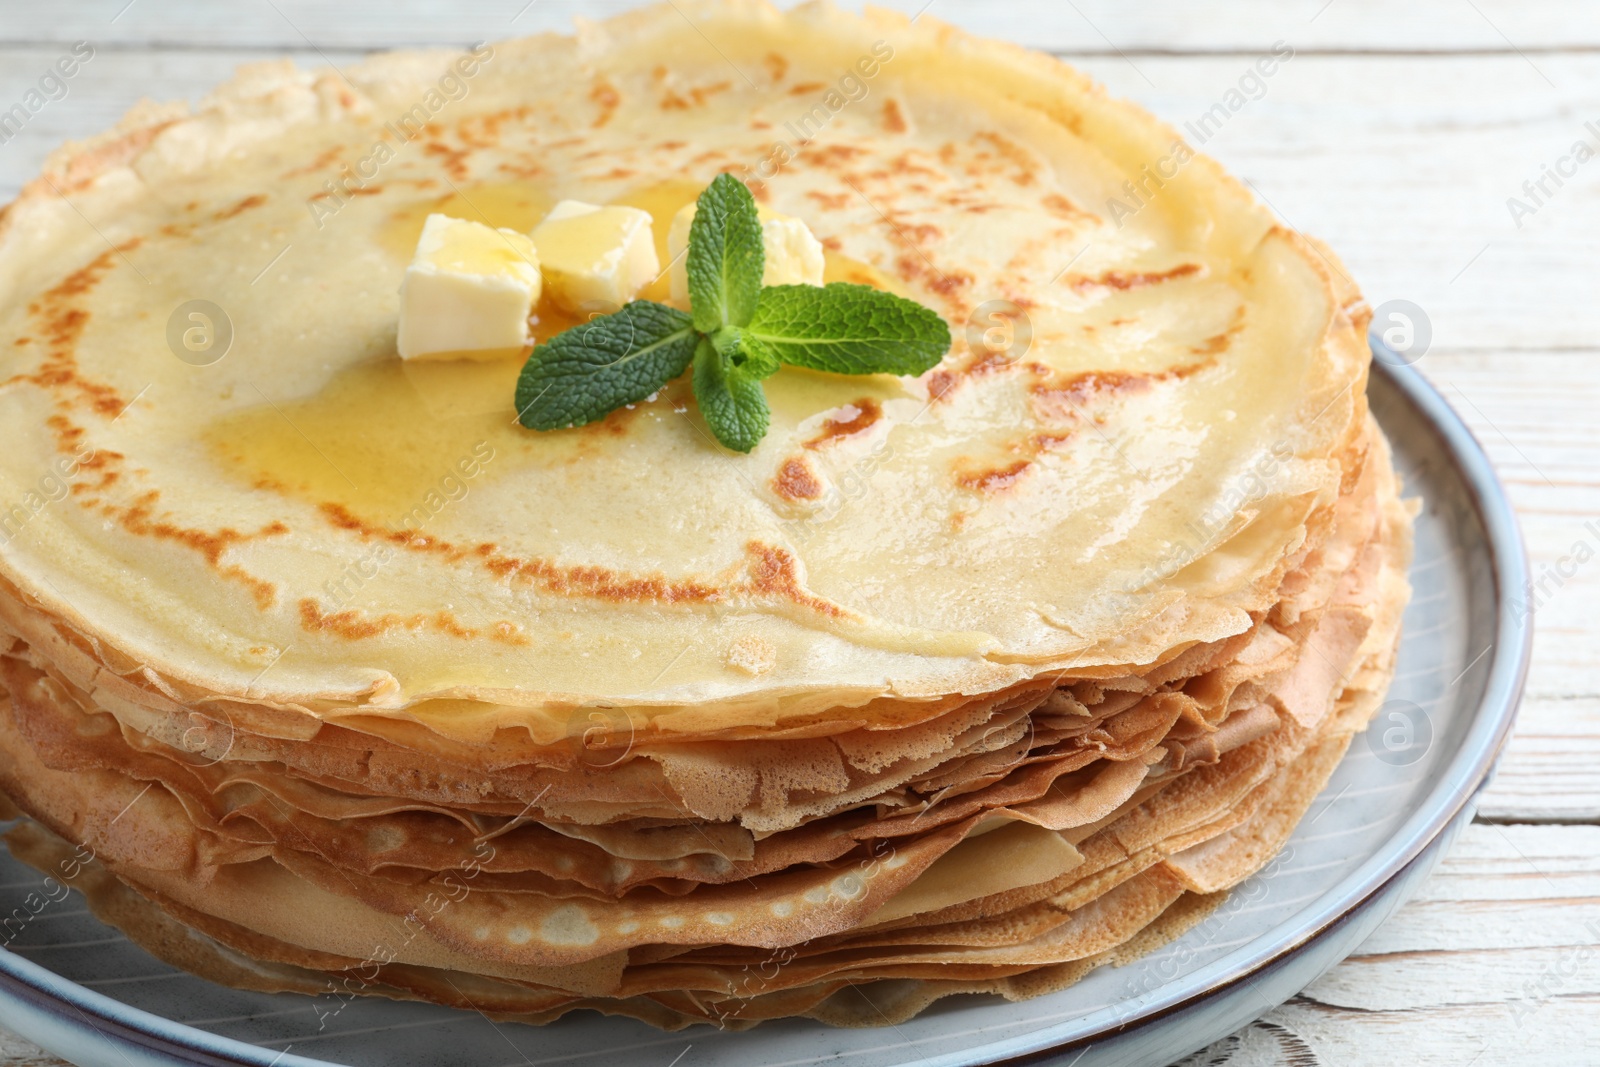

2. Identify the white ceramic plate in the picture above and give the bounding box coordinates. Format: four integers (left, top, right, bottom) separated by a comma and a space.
0, 344, 1531, 1067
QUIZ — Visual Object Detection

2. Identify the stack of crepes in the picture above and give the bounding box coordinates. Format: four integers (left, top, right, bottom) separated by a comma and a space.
0, 0, 1412, 1030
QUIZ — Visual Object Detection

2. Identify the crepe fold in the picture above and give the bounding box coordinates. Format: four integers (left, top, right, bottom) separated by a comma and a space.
0, 0, 1408, 1029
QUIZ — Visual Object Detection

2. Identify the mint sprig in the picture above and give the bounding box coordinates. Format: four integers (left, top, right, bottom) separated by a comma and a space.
515, 174, 951, 452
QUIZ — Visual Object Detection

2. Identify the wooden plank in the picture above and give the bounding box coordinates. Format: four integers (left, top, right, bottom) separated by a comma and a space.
1, 0, 1598, 53
0, 1031, 62, 1067
1068, 53, 1600, 353
1414, 351, 1600, 720
1239, 824, 1600, 1066
1480, 698, 1600, 822
1383, 347, 1600, 822
1261, 997, 1600, 1067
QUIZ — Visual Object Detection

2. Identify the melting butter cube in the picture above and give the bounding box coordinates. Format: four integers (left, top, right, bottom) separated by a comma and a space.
396, 213, 541, 361
530, 200, 660, 315
667, 203, 825, 306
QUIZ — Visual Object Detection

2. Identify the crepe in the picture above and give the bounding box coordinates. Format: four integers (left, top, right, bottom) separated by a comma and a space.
0, 0, 1371, 743
0, 0, 1407, 1031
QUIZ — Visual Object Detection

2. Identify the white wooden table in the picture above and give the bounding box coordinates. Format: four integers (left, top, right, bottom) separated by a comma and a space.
1, 2, 1596, 1063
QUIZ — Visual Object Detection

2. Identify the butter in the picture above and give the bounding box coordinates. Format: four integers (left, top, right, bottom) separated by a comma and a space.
667, 203, 826, 306
396, 213, 541, 361
530, 200, 660, 315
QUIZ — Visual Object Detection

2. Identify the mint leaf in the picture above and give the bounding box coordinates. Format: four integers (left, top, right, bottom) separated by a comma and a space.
711, 326, 780, 380
515, 300, 696, 430
692, 335, 770, 453
744, 283, 950, 376
687, 174, 764, 334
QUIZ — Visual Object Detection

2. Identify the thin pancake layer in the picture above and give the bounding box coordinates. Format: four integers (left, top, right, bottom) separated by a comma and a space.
0, 0, 1371, 741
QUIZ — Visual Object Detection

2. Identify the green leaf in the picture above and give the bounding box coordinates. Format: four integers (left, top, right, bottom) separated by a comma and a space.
711, 326, 780, 380
744, 283, 951, 376
687, 173, 764, 334
692, 335, 770, 453
515, 301, 696, 430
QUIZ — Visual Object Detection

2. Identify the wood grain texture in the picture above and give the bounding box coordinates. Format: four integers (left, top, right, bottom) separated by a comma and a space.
1, 0, 1597, 52
1, 2, 1596, 1064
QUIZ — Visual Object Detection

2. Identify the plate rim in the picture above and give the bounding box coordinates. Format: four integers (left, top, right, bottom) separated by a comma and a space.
0, 343, 1534, 1067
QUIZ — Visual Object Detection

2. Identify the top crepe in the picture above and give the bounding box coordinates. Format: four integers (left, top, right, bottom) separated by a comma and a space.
0, 0, 1371, 742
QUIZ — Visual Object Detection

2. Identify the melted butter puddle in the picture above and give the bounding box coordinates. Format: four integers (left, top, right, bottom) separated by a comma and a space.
217, 182, 906, 523
206, 357, 532, 521
378, 182, 556, 260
